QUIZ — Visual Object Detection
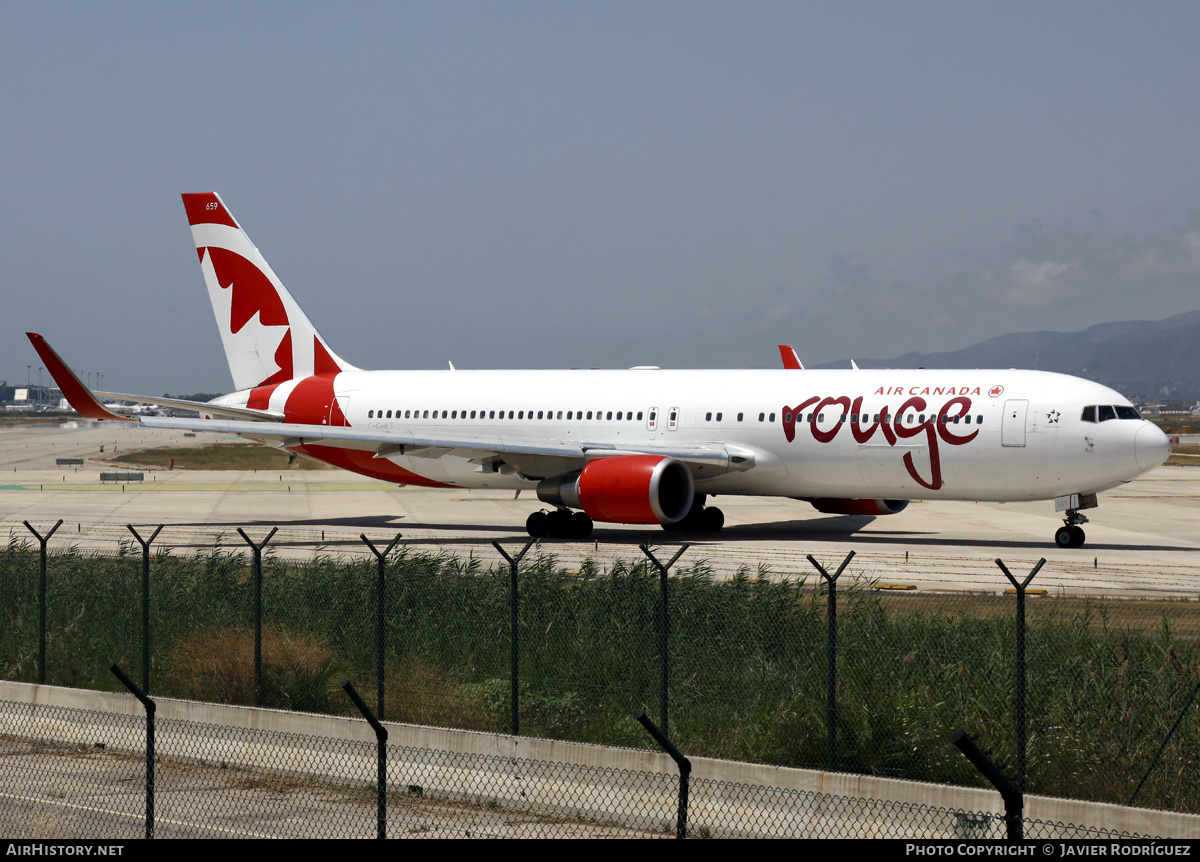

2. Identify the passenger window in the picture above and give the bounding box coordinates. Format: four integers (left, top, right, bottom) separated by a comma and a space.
617, 411, 623, 420
368, 410, 374, 418
518, 411, 524, 419
607, 411, 613, 420
769, 413, 775, 422
976, 415, 983, 424
567, 411, 573, 420
1098, 405, 1116, 422
737, 413, 743, 422
783, 413, 791, 423
716, 412, 723, 421
638, 411, 644, 420
758, 413, 765, 422
557, 411, 563, 419
587, 411, 593, 420
537, 411, 543, 419
706, 412, 713, 421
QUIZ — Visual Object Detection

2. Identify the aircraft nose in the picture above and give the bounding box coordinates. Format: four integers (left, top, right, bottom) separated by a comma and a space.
1135, 423, 1172, 472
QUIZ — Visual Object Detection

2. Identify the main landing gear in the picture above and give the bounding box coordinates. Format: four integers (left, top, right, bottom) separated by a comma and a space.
526, 509, 594, 539
1054, 511, 1089, 549
662, 495, 725, 534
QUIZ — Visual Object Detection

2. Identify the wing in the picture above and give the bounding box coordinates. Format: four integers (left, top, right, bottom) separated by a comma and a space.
26, 333, 283, 422
137, 415, 758, 480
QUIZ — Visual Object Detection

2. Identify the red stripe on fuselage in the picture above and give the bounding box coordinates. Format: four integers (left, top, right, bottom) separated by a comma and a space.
281, 374, 448, 485
290, 444, 454, 487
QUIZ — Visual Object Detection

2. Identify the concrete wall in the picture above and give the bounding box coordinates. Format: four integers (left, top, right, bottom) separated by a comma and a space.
3, 680, 1197, 838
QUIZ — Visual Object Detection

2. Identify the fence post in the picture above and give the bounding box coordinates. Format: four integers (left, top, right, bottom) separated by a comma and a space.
237, 528, 277, 707
640, 544, 690, 739
806, 550, 855, 772
493, 539, 535, 736
360, 533, 402, 720
951, 729, 1022, 840
23, 519, 62, 685
995, 557, 1044, 792
341, 680, 388, 839
109, 662, 155, 839
127, 525, 163, 693
635, 711, 691, 839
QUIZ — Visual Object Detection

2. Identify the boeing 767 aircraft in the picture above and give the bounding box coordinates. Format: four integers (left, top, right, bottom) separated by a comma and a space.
28, 193, 1172, 547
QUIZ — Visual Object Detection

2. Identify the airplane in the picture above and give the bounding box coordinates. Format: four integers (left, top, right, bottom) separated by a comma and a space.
27, 192, 1173, 549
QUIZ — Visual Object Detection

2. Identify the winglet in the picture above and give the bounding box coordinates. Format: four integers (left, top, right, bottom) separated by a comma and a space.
25, 333, 134, 422
779, 345, 804, 370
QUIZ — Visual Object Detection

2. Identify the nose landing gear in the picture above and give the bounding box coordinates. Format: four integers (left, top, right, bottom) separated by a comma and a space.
1054, 511, 1088, 548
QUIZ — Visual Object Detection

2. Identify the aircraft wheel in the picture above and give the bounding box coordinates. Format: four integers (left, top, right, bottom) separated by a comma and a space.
526, 511, 549, 538
1054, 526, 1074, 548
545, 509, 572, 538
571, 511, 593, 539
1070, 526, 1086, 548
699, 506, 725, 532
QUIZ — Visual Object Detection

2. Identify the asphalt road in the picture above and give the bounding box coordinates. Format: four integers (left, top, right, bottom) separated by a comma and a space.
2, 420, 1198, 598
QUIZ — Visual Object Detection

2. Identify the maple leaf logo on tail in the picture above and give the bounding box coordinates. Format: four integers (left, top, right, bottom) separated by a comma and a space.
182, 193, 357, 391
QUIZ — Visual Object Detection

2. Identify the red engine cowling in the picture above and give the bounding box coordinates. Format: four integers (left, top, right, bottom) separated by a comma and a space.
537, 455, 695, 524
808, 498, 910, 516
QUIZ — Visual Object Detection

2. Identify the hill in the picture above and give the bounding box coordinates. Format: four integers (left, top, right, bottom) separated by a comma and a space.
816, 310, 1200, 401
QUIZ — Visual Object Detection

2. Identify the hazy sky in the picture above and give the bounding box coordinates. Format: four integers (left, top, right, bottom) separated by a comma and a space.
5, 2, 1200, 394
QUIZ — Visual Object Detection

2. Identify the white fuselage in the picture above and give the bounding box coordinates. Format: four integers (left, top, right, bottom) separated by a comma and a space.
238, 366, 1167, 502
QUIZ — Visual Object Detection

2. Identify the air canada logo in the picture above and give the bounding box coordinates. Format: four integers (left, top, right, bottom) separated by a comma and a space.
781, 394, 980, 491
989, 385, 1004, 398
202, 246, 293, 386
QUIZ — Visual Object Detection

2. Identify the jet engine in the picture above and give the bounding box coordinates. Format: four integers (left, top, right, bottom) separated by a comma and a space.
807, 498, 910, 516
537, 455, 695, 524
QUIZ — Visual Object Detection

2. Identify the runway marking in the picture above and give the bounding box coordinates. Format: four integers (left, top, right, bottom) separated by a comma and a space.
0, 789, 278, 838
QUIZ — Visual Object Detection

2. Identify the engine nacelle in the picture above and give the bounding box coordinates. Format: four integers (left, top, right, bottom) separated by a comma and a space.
808, 498, 910, 516
537, 455, 695, 524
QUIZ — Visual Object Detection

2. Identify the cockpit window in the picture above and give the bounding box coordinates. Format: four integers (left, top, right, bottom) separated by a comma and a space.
1081, 406, 1096, 423
1115, 406, 1141, 420
1097, 405, 1116, 422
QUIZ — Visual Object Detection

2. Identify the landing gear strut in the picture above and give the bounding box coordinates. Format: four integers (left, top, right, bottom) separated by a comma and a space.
526, 508, 593, 539
662, 494, 725, 534
1054, 510, 1088, 549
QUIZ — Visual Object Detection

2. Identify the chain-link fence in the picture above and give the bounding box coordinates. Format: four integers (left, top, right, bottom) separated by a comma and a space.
0, 697, 1156, 839
2, 526, 1199, 815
